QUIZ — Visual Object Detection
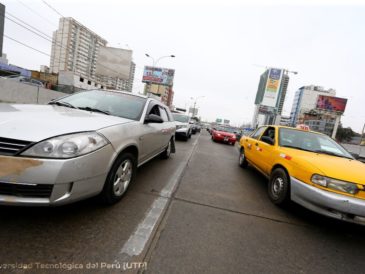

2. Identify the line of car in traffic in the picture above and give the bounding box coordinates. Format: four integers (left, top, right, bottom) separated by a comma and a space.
1, 75, 45, 87
237, 125, 365, 226
171, 112, 201, 141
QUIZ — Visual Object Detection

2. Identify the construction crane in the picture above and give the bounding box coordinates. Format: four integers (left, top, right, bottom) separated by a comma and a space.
252, 64, 298, 75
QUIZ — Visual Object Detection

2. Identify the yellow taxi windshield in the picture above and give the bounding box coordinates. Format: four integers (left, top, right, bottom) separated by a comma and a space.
278, 128, 353, 159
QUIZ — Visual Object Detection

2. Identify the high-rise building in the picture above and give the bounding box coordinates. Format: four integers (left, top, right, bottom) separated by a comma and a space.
252, 68, 290, 127
144, 84, 174, 108
50, 17, 107, 79
289, 85, 338, 136
50, 17, 136, 91
290, 85, 336, 126
0, 3, 5, 57
96, 61, 136, 92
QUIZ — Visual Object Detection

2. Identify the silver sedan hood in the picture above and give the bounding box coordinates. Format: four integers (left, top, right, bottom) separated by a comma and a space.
0, 104, 134, 142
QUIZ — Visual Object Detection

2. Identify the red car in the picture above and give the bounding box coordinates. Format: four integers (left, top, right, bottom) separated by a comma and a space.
211, 126, 237, 145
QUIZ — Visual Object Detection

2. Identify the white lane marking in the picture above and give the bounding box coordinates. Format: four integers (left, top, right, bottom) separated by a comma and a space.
160, 137, 199, 198
118, 136, 199, 258
119, 197, 168, 257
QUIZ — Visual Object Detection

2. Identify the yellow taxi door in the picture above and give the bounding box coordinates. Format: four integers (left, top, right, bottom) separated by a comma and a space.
244, 126, 267, 165
254, 127, 277, 175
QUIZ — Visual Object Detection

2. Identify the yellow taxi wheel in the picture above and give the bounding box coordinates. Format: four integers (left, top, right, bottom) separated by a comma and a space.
239, 148, 248, 168
268, 168, 290, 206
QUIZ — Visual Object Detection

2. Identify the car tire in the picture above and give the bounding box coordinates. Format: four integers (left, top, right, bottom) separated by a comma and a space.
100, 152, 136, 205
161, 138, 172, 159
238, 148, 248, 168
268, 168, 290, 206
183, 135, 189, 141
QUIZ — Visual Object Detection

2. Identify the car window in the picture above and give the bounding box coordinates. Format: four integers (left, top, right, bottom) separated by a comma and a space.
149, 105, 161, 116
260, 127, 276, 142
159, 106, 169, 122
251, 127, 267, 140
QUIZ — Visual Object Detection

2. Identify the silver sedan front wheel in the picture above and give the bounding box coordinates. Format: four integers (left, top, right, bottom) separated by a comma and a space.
113, 159, 133, 196
100, 152, 136, 205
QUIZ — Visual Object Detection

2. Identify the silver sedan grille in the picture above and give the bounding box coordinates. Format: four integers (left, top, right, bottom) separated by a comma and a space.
0, 137, 33, 156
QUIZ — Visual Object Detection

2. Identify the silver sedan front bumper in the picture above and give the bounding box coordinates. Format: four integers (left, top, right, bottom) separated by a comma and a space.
291, 177, 365, 225
0, 145, 116, 206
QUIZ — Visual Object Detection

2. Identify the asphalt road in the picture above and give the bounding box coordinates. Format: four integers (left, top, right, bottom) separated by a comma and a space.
1, 131, 365, 274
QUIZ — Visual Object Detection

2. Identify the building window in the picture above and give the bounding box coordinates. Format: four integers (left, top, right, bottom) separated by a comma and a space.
80, 77, 84, 82
88, 80, 91, 85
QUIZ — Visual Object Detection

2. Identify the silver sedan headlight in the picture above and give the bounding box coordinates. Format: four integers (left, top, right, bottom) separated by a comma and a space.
21, 132, 109, 159
311, 174, 359, 195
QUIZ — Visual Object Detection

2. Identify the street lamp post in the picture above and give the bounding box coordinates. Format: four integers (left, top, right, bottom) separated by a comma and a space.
144, 53, 175, 94
145, 53, 175, 67
190, 96, 205, 117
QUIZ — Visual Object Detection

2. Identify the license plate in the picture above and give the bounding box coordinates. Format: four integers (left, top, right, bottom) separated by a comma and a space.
224, 137, 229, 141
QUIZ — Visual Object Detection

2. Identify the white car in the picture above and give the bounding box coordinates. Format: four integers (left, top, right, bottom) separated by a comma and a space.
172, 113, 192, 141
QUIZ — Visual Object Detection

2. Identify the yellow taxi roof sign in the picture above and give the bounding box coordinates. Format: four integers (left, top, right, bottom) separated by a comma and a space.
296, 124, 310, 131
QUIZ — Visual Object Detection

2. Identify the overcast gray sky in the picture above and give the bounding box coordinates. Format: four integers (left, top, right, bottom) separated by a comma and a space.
2, 0, 365, 131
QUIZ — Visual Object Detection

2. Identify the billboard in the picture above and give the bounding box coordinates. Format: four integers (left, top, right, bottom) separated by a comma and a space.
261, 68, 283, 108
316, 95, 348, 113
258, 105, 275, 115
142, 66, 175, 86
96, 47, 132, 80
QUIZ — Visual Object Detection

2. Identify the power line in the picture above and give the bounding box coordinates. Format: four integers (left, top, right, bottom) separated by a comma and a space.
4, 34, 51, 57
15, 0, 57, 27
6, 11, 53, 40
3, 14, 121, 77
41, 0, 64, 17
4, 10, 135, 82
5, 16, 53, 43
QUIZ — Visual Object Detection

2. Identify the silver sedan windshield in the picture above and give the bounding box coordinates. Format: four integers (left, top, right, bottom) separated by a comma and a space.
56, 90, 147, 120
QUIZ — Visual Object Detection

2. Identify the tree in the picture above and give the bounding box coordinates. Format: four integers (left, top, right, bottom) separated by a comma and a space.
336, 123, 356, 142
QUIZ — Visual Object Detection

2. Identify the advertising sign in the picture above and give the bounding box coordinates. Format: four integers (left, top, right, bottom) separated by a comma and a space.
316, 95, 348, 113
258, 105, 275, 115
261, 68, 283, 108
142, 66, 175, 86
223, 119, 230, 125
216, 118, 222, 124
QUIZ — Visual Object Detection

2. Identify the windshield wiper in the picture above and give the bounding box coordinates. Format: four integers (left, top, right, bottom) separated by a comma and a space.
49, 101, 78, 109
281, 145, 313, 152
79, 107, 110, 115
314, 150, 353, 159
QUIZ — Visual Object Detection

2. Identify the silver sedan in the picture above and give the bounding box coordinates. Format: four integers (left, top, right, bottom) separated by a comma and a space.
0, 90, 176, 206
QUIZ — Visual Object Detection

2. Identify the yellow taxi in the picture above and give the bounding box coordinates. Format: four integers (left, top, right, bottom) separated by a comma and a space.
238, 125, 365, 225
